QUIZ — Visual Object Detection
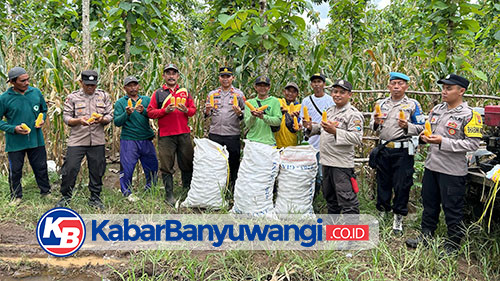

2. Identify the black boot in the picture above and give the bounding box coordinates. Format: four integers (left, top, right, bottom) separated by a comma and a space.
89, 193, 104, 210
163, 173, 176, 205
181, 172, 192, 189
405, 231, 433, 248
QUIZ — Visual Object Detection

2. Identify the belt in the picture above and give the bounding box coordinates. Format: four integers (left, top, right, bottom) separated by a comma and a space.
381, 140, 409, 149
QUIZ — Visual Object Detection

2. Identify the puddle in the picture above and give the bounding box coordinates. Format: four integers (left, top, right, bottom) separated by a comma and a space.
0, 255, 123, 267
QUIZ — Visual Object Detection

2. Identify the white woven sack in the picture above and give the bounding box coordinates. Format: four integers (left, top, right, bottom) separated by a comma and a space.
275, 145, 318, 214
181, 138, 229, 209
231, 140, 280, 216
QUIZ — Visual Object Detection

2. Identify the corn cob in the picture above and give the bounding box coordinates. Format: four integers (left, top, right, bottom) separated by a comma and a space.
233, 95, 238, 106
303, 106, 310, 121
128, 99, 133, 107
375, 104, 381, 115
20, 123, 31, 133
245, 101, 256, 111
176, 97, 181, 107
293, 116, 299, 130
135, 99, 142, 108
181, 98, 186, 105
210, 95, 214, 107
424, 120, 432, 137
322, 111, 327, 122
399, 110, 405, 120
257, 105, 268, 111
35, 113, 43, 127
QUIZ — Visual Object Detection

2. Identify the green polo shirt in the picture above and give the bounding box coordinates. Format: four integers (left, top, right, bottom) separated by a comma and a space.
114, 95, 155, 140
244, 96, 282, 145
0, 86, 47, 152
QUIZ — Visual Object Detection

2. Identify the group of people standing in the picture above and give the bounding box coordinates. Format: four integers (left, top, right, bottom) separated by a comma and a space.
0, 64, 482, 254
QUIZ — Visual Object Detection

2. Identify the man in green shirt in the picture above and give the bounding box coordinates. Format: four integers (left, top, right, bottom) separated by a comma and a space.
244, 76, 282, 145
0, 67, 51, 205
114, 76, 158, 202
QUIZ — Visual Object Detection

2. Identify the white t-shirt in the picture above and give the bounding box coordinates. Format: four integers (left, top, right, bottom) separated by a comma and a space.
300, 93, 335, 149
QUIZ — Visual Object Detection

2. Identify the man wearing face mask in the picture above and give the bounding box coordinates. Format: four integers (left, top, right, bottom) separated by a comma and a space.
147, 64, 196, 205
370, 72, 425, 235
56, 70, 113, 210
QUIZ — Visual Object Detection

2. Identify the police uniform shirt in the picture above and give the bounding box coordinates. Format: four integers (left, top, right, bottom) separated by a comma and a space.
63, 88, 113, 146
309, 103, 364, 168
370, 95, 425, 141
423, 102, 482, 176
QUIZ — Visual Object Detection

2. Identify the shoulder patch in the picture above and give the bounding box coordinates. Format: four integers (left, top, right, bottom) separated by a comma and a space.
464, 110, 483, 138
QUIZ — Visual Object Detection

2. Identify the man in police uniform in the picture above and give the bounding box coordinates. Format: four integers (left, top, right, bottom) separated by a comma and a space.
406, 74, 481, 253
304, 79, 363, 214
370, 72, 425, 234
56, 70, 113, 209
204, 67, 245, 187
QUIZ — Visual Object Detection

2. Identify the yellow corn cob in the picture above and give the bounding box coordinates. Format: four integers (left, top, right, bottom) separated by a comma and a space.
35, 113, 44, 127
20, 123, 31, 133
322, 111, 327, 122
424, 120, 432, 137
303, 106, 310, 121
176, 97, 181, 107
170, 97, 175, 106
91, 112, 102, 118
135, 99, 142, 108
87, 117, 95, 123
210, 95, 214, 107
128, 99, 133, 107
293, 116, 299, 130
289, 103, 295, 113
181, 98, 186, 105
233, 95, 238, 106
294, 104, 302, 113
245, 101, 256, 111
257, 105, 269, 111
375, 104, 381, 115
399, 110, 405, 120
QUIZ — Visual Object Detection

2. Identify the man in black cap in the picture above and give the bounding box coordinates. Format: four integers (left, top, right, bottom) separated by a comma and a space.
304, 79, 364, 214
406, 74, 482, 254
0, 67, 51, 205
147, 63, 196, 205
204, 67, 245, 187
56, 70, 113, 209
300, 73, 335, 198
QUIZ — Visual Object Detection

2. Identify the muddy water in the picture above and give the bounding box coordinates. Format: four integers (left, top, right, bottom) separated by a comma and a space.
0, 255, 124, 280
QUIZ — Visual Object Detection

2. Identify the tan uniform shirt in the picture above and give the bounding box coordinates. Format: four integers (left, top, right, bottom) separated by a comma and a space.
370, 95, 425, 141
411, 102, 482, 176
309, 103, 364, 168
63, 89, 113, 146
206, 86, 245, 136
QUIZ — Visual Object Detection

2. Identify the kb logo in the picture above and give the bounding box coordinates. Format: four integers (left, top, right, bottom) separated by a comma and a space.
36, 208, 86, 257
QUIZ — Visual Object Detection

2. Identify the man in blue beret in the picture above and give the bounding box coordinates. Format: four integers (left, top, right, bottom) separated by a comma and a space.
370, 72, 425, 235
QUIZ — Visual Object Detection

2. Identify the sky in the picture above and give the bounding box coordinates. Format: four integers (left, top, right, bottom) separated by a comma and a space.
312, 0, 390, 30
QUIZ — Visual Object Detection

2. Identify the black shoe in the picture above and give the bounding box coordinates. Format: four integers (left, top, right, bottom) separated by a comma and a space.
406, 233, 433, 249
88, 198, 105, 210
55, 197, 70, 208
441, 241, 460, 256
